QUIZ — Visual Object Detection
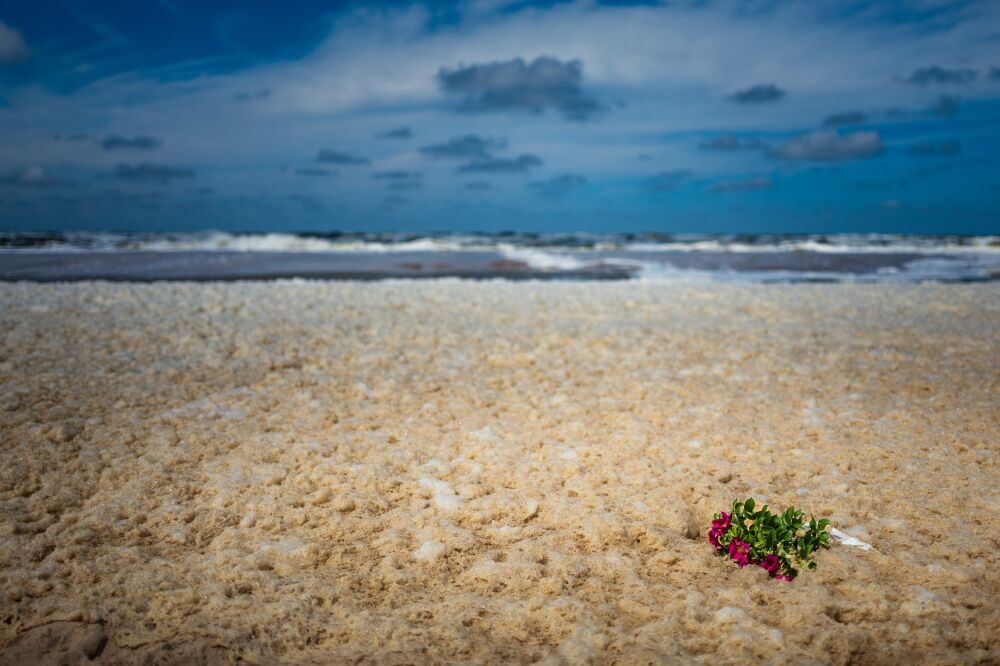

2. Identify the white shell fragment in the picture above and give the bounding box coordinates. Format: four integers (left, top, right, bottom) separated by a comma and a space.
830, 526, 874, 551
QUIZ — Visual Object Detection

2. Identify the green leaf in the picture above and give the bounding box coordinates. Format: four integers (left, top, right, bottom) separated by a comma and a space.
713, 499, 830, 580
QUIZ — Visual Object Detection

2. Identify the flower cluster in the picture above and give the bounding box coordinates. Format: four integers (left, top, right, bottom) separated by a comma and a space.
708, 498, 831, 581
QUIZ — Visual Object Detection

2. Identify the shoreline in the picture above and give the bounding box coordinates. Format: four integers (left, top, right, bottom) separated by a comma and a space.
1, 281, 998, 664
2, 247, 998, 282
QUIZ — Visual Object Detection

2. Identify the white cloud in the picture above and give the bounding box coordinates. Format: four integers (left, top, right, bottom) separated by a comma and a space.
0, 0, 998, 184
0, 21, 27, 64
53, 0, 993, 121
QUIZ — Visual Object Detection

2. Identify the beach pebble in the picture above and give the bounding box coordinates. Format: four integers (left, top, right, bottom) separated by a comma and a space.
457, 483, 487, 499
310, 488, 332, 505
433, 493, 462, 513
901, 586, 941, 616
557, 446, 579, 461
555, 628, 607, 665
523, 499, 539, 520
714, 607, 750, 625
927, 562, 975, 583
469, 426, 496, 442
413, 540, 446, 562
334, 497, 356, 512
420, 458, 449, 474
419, 477, 455, 496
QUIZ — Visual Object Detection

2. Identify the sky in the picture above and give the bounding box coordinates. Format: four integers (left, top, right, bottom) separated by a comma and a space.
0, 0, 999, 234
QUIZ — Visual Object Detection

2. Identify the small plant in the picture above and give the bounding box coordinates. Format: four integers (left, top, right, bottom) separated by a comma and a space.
708, 498, 831, 581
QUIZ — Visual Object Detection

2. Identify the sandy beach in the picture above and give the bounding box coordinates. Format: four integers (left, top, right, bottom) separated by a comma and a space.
0, 280, 997, 664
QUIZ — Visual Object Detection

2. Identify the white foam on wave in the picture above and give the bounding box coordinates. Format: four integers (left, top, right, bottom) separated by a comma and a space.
141, 232, 339, 252
138, 233, 481, 253
3, 231, 998, 257
3, 231, 998, 282
626, 234, 1000, 255
630, 253, 1000, 283
0, 231, 489, 254
497, 244, 588, 271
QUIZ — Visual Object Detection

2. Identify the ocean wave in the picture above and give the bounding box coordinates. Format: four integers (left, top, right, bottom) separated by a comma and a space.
3, 230, 999, 255
1, 230, 998, 282
166, 232, 1000, 255
623, 235, 1000, 254
496, 245, 589, 271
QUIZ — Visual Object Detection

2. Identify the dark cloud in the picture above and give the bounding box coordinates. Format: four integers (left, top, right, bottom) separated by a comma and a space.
699, 135, 768, 151
376, 126, 413, 139
437, 56, 601, 121
905, 66, 976, 85
708, 175, 773, 193
775, 130, 883, 161
0, 166, 69, 187
930, 95, 959, 117
991, 67, 1000, 80
293, 168, 330, 177
233, 89, 271, 102
822, 111, 868, 127
465, 181, 491, 191
457, 154, 542, 174
114, 163, 195, 182
421, 134, 539, 173
316, 149, 369, 165
101, 135, 161, 151
909, 140, 961, 156
527, 174, 587, 198
374, 170, 423, 191
420, 135, 507, 160
644, 170, 691, 192
729, 84, 785, 104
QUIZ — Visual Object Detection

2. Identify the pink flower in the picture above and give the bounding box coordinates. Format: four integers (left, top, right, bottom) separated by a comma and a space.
707, 512, 732, 551
728, 539, 752, 567
711, 512, 732, 531
776, 575, 792, 582
760, 554, 782, 576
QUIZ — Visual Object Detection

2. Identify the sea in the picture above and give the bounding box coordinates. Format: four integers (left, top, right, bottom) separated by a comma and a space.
1, 231, 998, 283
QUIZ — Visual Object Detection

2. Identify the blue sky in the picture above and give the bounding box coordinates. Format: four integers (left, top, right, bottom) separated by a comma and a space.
0, 0, 998, 234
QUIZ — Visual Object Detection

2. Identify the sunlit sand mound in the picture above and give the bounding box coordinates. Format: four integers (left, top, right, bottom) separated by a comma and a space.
1, 281, 998, 664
